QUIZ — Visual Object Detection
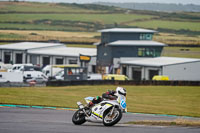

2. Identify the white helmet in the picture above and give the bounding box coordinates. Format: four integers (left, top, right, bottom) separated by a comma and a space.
116, 87, 126, 96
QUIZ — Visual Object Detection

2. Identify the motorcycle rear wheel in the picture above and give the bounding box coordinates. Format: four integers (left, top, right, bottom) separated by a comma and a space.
72, 109, 86, 125
103, 108, 122, 126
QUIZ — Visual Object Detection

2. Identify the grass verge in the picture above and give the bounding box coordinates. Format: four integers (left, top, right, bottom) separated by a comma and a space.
126, 119, 200, 127
0, 85, 200, 117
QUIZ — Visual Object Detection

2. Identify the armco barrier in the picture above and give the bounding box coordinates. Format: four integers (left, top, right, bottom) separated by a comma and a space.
46, 80, 200, 86
0, 82, 46, 87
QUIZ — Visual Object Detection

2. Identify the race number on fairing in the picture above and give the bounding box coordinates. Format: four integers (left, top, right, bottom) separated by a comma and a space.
120, 99, 126, 109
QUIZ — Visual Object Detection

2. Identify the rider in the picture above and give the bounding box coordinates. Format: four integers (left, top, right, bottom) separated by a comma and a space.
88, 87, 126, 107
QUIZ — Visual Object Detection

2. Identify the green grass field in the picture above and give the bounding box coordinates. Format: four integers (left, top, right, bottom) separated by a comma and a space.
162, 47, 200, 58
0, 85, 200, 117
128, 20, 200, 31
0, 2, 199, 33
0, 14, 153, 24
0, 2, 199, 46
0, 2, 107, 13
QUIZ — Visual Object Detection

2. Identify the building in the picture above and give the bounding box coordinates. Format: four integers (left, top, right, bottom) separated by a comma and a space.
0, 42, 63, 64
120, 57, 200, 81
1, 28, 199, 81
0, 42, 97, 73
96, 28, 166, 73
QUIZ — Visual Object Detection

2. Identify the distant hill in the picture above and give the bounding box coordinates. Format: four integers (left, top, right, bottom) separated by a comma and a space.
96, 2, 200, 12
0, 1, 200, 46
0, 2, 199, 35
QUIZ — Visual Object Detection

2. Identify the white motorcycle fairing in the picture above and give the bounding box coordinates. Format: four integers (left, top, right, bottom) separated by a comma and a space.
72, 94, 127, 126
86, 100, 117, 122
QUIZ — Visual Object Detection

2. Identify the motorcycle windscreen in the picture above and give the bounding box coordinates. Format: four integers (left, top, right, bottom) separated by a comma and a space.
84, 97, 94, 104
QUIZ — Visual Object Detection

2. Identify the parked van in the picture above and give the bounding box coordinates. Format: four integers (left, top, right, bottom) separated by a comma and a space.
0, 72, 23, 82
8, 64, 33, 72
103, 74, 129, 81
152, 75, 169, 81
23, 71, 48, 83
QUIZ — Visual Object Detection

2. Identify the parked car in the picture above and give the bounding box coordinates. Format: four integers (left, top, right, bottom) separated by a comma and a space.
103, 74, 129, 81
152, 75, 169, 81
87, 74, 102, 80
26, 77, 48, 83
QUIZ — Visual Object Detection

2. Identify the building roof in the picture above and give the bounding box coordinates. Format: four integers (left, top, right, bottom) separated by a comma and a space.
98, 28, 157, 33
121, 57, 200, 67
0, 42, 64, 50
108, 40, 166, 46
28, 47, 97, 57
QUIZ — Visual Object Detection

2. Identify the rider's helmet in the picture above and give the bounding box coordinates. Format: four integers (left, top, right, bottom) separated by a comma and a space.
115, 87, 126, 97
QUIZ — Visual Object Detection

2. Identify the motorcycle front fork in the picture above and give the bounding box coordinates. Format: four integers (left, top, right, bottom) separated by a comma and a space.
109, 106, 115, 116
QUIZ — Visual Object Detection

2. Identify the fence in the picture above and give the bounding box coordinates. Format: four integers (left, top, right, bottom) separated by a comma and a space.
46, 80, 200, 86
0, 82, 46, 87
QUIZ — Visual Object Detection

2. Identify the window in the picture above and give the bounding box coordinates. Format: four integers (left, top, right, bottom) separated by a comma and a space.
56, 58, 63, 65
66, 68, 85, 75
102, 33, 109, 43
69, 59, 77, 64
140, 34, 152, 40
92, 65, 96, 73
16, 53, 23, 64
4, 52, 11, 64
138, 48, 160, 57
43, 57, 50, 67
138, 48, 145, 57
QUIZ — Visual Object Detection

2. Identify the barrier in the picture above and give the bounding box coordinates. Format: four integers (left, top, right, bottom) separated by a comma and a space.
0, 82, 46, 87
46, 80, 200, 86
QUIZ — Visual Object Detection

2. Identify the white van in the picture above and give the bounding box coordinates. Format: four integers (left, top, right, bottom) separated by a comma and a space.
42, 65, 63, 78
24, 71, 48, 83
8, 64, 33, 72
0, 72, 23, 82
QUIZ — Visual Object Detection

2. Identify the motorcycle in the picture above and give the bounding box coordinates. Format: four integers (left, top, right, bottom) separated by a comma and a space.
72, 93, 127, 126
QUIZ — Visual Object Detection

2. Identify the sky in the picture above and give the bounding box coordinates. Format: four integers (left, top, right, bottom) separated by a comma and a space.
5, 0, 200, 5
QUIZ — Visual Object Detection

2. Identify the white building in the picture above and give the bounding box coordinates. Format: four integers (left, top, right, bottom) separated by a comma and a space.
0, 42, 64, 64
0, 42, 97, 73
120, 57, 200, 81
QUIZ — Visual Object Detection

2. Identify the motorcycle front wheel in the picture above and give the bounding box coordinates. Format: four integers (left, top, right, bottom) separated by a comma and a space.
103, 108, 122, 126
72, 109, 86, 125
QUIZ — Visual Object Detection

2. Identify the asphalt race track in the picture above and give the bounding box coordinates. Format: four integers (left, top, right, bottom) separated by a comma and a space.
0, 107, 200, 133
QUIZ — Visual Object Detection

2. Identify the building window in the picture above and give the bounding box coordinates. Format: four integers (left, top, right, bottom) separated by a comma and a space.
56, 58, 63, 65
102, 33, 109, 43
138, 48, 145, 57
140, 34, 152, 40
122, 66, 127, 76
69, 59, 77, 64
4, 52, 11, 64
30, 55, 37, 65
149, 70, 159, 80
42, 56, 50, 67
138, 48, 160, 57
92, 65, 96, 73
16, 53, 23, 64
